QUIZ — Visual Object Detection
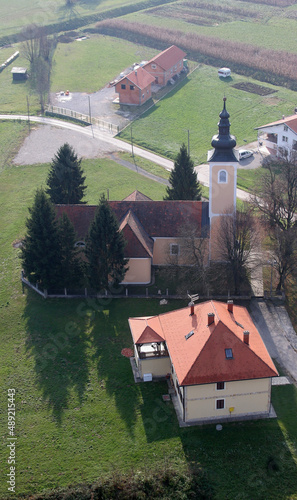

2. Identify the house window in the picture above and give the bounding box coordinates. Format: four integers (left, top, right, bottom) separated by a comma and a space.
284, 125, 288, 131
282, 136, 288, 142
130, 85, 134, 90
225, 348, 233, 359
142, 94, 145, 98
121, 84, 126, 90
170, 243, 180, 256
216, 399, 225, 410
216, 381, 225, 391
151, 64, 156, 69
218, 170, 227, 183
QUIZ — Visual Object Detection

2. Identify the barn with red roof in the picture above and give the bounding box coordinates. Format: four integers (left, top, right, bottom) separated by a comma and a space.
129, 300, 278, 424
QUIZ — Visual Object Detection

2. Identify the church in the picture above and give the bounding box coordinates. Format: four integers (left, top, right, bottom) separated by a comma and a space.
56, 98, 239, 284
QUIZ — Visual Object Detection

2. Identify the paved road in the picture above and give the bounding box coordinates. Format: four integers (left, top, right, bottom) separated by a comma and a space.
1, 114, 259, 201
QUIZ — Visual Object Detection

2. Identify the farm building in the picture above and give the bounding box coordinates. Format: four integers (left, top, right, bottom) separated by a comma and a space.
142, 45, 187, 86
115, 67, 155, 106
129, 300, 278, 425
11, 67, 27, 81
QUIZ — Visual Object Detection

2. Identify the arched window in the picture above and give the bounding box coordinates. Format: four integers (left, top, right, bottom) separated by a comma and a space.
218, 170, 227, 183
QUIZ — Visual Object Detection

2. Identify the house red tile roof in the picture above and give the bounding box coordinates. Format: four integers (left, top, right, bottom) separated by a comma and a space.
145, 45, 187, 71
129, 300, 278, 386
255, 114, 297, 134
119, 67, 155, 90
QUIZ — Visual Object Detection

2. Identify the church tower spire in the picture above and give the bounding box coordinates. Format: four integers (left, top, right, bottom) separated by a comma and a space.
208, 97, 238, 163
208, 98, 238, 261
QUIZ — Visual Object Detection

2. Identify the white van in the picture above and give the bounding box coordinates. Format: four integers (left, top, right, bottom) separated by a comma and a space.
218, 67, 231, 78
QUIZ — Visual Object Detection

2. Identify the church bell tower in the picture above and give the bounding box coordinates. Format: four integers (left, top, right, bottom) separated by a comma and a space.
208, 98, 238, 260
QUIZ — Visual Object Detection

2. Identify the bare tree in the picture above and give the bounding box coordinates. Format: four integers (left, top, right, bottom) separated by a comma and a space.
21, 24, 41, 64
215, 205, 260, 295
251, 149, 297, 291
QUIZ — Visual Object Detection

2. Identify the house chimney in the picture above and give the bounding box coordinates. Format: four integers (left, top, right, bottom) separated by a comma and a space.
208, 312, 215, 326
227, 300, 233, 313
135, 70, 137, 76
189, 301, 194, 316
243, 330, 250, 345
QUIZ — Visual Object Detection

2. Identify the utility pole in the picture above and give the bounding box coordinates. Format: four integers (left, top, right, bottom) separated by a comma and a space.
26, 96, 30, 132
131, 125, 134, 158
88, 95, 94, 138
188, 129, 190, 156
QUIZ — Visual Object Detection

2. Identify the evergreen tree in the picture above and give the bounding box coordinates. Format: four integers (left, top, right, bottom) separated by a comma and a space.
46, 143, 87, 204
85, 195, 128, 290
58, 212, 84, 288
164, 143, 201, 200
21, 188, 61, 289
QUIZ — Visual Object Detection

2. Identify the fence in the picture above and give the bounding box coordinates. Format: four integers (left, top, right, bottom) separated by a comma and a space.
46, 105, 120, 135
21, 272, 254, 301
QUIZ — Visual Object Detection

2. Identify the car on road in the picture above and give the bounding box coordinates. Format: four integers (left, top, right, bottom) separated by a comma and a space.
239, 149, 254, 160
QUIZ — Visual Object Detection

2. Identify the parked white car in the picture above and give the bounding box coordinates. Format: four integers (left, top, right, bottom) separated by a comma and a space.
239, 149, 254, 160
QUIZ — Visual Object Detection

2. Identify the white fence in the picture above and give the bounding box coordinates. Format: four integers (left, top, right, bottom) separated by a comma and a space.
46, 105, 120, 135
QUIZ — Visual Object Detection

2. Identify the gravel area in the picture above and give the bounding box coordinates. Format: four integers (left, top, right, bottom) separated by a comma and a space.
13, 124, 120, 165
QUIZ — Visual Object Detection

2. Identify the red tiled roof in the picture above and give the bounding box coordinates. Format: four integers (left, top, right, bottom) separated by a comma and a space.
119, 67, 155, 89
129, 300, 278, 386
119, 210, 153, 258
145, 45, 187, 71
55, 200, 205, 241
256, 114, 297, 134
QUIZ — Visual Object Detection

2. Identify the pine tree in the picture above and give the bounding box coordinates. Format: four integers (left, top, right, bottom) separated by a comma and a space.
58, 212, 84, 289
85, 195, 128, 290
46, 143, 87, 204
21, 188, 62, 290
164, 143, 202, 200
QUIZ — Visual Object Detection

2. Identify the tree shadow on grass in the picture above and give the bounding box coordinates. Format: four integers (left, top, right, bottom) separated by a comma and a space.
23, 289, 89, 425
139, 381, 179, 443
88, 301, 141, 438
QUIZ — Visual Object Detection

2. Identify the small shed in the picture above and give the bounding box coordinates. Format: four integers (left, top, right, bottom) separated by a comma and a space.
11, 67, 28, 81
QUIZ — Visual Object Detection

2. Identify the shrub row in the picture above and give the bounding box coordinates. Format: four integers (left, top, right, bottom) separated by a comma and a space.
19, 465, 213, 500
95, 19, 297, 90
0, 0, 177, 48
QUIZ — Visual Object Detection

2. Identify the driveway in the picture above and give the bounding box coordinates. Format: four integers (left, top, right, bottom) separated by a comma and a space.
249, 298, 297, 384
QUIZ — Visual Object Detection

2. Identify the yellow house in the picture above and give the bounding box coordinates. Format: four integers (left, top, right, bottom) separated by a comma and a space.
129, 300, 278, 425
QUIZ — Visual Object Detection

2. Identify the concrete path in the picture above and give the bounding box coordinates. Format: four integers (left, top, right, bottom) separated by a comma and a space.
249, 298, 297, 384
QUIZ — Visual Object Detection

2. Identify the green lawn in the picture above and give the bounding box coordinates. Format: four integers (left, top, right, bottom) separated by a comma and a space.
0, 46, 40, 115
118, 64, 297, 164
51, 34, 157, 93
0, 0, 142, 38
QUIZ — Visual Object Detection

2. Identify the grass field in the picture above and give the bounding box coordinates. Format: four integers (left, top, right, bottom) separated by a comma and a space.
51, 34, 157, 93
119, 64, 297, 164
0, 0, 141, 38
0, 46, 40, 115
